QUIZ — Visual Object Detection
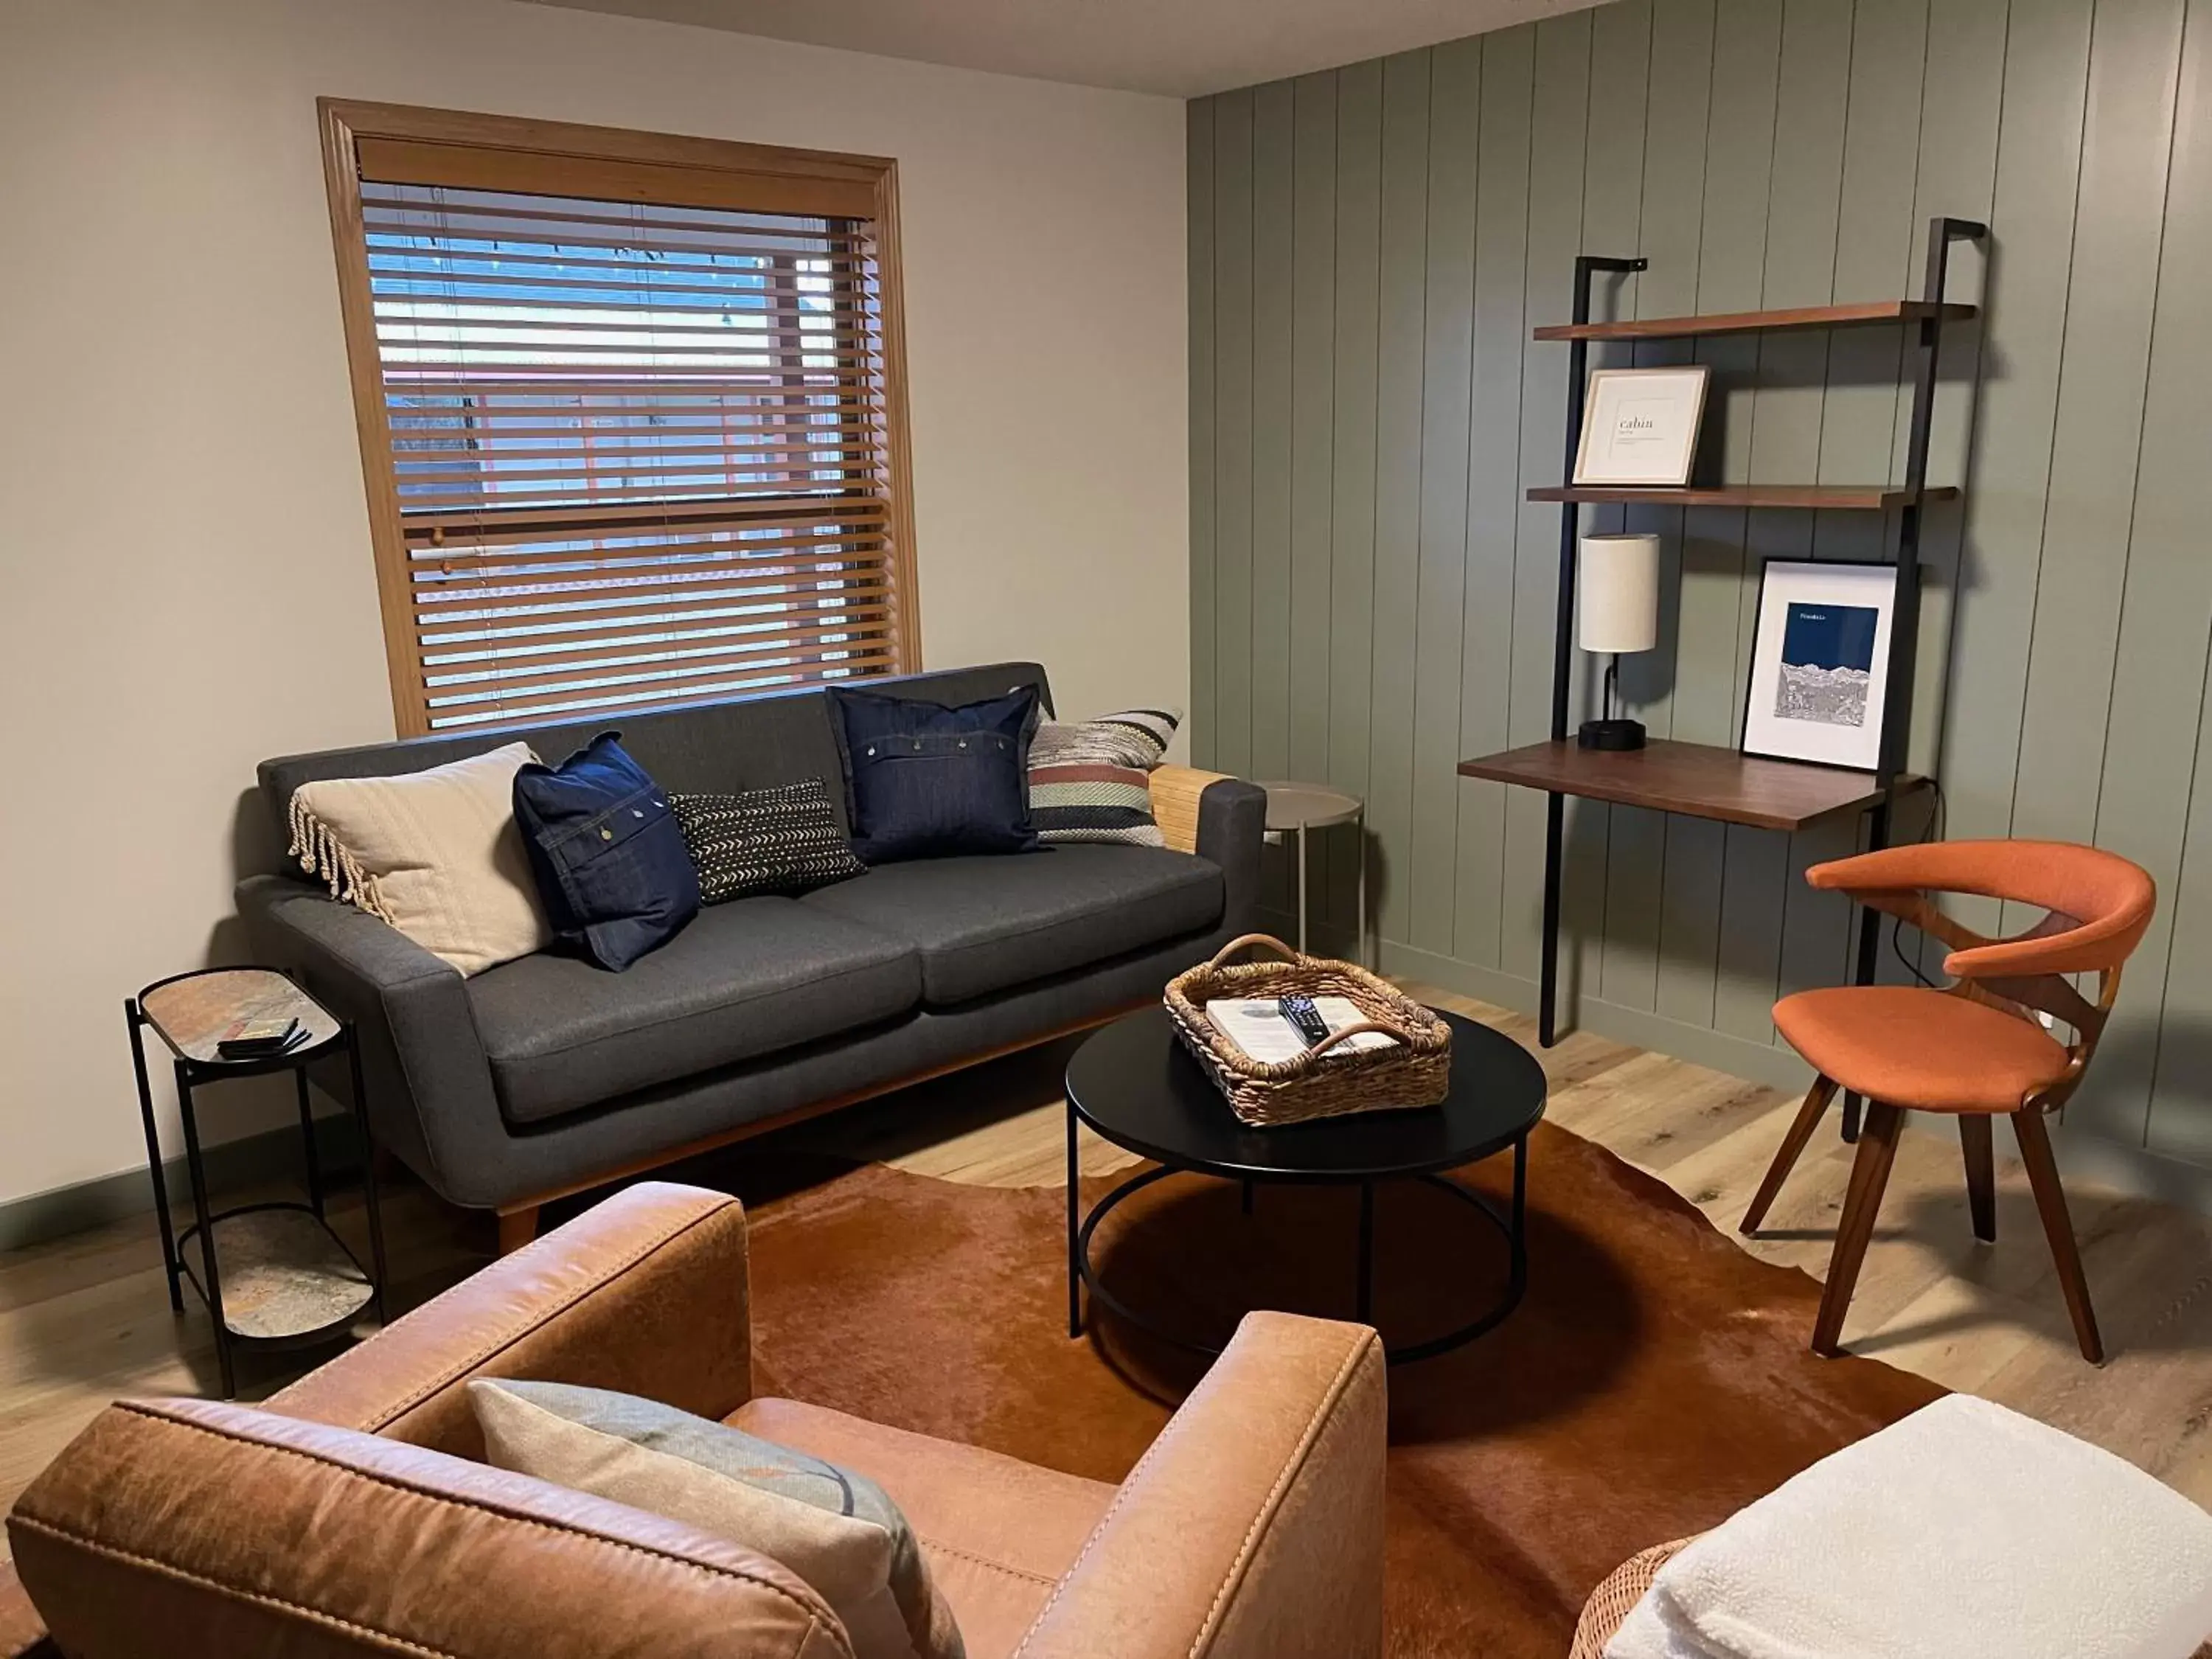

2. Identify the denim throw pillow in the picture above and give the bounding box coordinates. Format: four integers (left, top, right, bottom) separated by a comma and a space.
511, 732, 700, 970
827, 684, 1040, 863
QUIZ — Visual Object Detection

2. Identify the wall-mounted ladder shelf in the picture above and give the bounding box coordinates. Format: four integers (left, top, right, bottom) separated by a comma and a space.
1458, 216, 1987, 1141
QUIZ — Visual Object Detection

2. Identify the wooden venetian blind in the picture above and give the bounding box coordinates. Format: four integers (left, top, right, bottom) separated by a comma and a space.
321, 105, 916, 734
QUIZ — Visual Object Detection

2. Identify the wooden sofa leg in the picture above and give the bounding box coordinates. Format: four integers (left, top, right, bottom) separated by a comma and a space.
496, 1206, 541, 1256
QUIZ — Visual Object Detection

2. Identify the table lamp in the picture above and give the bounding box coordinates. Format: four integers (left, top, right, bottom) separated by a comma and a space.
1577, 532, 1660, 751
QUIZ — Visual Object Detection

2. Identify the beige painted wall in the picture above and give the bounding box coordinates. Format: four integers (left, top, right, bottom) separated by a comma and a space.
0, 0, 1189, 1206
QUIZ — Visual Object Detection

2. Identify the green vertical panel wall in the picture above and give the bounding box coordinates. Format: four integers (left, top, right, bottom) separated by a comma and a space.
1368, 53, 1433, 945
1188, 0, 2212, 1175
2127, 0, 2212, 1163
1210, 91, 1254, 779
1408, 38, 1482, 956
1187, 101, 1216, 769
1326, 62, 1384, 941
1453, 28, 1534, 968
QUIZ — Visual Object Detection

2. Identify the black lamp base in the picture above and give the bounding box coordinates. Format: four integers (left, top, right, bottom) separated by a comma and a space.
1577, 717, 1647, 752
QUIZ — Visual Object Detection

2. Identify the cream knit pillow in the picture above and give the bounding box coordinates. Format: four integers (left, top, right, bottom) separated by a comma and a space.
286, 742, 552, 976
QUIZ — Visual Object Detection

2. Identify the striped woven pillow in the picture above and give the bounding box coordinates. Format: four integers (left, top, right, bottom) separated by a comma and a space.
1027, 708, 1181, 846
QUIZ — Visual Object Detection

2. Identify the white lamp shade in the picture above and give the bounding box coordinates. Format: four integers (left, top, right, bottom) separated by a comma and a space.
1577, 533, 1661, 655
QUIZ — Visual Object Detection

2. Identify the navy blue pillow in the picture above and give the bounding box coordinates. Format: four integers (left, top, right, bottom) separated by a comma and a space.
827, 684, 1040, 863
512, 733, 700, 970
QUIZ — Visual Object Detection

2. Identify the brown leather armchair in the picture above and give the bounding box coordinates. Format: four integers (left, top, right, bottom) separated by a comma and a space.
3, 1182, 1385, 1658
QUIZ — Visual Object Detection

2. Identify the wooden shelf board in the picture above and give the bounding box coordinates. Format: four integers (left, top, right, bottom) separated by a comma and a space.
1455, 738, 1927, 832
1533, 299, 1976, 342
1528, 482, 1958, 510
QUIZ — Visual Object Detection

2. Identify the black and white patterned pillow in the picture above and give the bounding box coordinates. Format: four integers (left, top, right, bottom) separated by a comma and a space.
669, 779, 866, 905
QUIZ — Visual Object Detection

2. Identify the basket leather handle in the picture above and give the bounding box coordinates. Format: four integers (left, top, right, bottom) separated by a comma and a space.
1203, 932, 1306, 972
1302, 1020, 1406, 1060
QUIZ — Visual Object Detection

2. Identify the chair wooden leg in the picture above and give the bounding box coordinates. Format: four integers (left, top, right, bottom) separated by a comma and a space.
2011, 1108, 2104, 1364
1741, 1075, 1838, 1235
1960, 1115, 1997, 1242
1811, 1102, 1904, 1357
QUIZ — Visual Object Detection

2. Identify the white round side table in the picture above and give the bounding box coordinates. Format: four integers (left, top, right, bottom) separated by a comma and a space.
1256, 782, 1369, 966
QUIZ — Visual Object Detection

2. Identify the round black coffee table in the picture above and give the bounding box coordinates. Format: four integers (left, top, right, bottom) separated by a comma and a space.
1064, 1005, 1546, 1363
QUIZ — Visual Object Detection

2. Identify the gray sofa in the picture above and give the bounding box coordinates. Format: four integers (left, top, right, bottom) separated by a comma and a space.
239, 663, 1265, 1245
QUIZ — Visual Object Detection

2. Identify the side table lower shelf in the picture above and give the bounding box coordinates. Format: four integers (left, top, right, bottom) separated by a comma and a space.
175, 1203, 378, 1346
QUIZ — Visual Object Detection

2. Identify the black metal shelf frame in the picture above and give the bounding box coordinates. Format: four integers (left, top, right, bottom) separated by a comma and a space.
1534, 218, 1989, 1142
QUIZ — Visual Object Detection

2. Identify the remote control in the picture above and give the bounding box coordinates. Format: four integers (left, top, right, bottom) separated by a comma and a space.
1278, 995, 1332, 1048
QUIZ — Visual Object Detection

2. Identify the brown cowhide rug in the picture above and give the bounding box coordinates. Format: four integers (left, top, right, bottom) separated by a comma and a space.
734, 1120, 1941, 1658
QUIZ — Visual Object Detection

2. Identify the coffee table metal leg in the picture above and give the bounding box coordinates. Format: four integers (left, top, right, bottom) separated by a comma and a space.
1066, 1100, 1082, 1338
1510, 1135, 1529, 1295
1356, 1181, 1375, 1324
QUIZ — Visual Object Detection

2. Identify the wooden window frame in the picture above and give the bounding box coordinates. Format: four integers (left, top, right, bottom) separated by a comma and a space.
316, 98, 922, 737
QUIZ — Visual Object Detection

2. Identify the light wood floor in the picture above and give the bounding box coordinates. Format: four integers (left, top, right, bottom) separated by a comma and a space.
6, 981, 2211, 1563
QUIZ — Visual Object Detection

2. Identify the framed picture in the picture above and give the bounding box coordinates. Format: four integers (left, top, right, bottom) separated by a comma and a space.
1573, 366, 1710, 487
1742, 560, 1900, 771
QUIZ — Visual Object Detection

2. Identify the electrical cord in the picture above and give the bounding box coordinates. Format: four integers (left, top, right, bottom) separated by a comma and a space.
1889, 778, 1946, 987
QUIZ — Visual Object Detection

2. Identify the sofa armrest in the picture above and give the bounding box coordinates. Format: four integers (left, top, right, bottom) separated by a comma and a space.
1016, 1312, 1385, 1659
1151, 767, 1267, 938
269, 1182, 752, 1458
8, 1398, 846, 1658
237, 872, 514, 1204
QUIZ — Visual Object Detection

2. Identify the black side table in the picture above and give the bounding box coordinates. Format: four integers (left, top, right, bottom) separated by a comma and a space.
126, 967, 389, 1397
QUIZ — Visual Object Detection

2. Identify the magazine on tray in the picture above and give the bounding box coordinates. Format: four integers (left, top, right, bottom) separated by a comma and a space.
1204, 995, 1399, 1065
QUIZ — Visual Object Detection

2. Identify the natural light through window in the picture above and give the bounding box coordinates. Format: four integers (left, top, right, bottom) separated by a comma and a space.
358, 181, 898, 729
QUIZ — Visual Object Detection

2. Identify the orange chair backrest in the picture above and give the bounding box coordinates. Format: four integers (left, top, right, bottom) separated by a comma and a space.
1802, 839, 2154, 1112
1804, 839, 2155, 980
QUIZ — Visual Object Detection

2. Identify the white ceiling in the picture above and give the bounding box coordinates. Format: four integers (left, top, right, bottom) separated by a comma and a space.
518, 0, 1607, 97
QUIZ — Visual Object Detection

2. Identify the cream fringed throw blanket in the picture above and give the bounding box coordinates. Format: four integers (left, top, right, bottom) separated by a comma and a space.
285, 742, 550, 976
1607, 1395, 2212, 1659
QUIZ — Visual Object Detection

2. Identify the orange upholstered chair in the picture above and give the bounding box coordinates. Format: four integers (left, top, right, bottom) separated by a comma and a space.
1742, 839, 2155, 1363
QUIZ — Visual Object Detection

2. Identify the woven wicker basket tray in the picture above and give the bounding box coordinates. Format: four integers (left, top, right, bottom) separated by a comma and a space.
1164, 933, 1453, 1127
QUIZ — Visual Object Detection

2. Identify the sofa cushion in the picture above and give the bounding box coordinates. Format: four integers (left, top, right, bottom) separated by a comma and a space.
467, 897, 922, 1124
800, 845, 1224, 1005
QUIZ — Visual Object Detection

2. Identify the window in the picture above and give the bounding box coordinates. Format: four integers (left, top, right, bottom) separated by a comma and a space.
319, 102, 918, 735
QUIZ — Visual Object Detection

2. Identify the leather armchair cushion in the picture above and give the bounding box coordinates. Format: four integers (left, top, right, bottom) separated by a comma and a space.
7, 1397, 852, 1659
467, 897, 922, 1124
730, 1397, 1116, 1659
799, 845, 1224, 1005
473, 1379, 961, 1659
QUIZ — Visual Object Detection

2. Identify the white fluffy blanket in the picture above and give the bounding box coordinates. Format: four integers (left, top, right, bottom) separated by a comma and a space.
1607, 1395, 2212, 1659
